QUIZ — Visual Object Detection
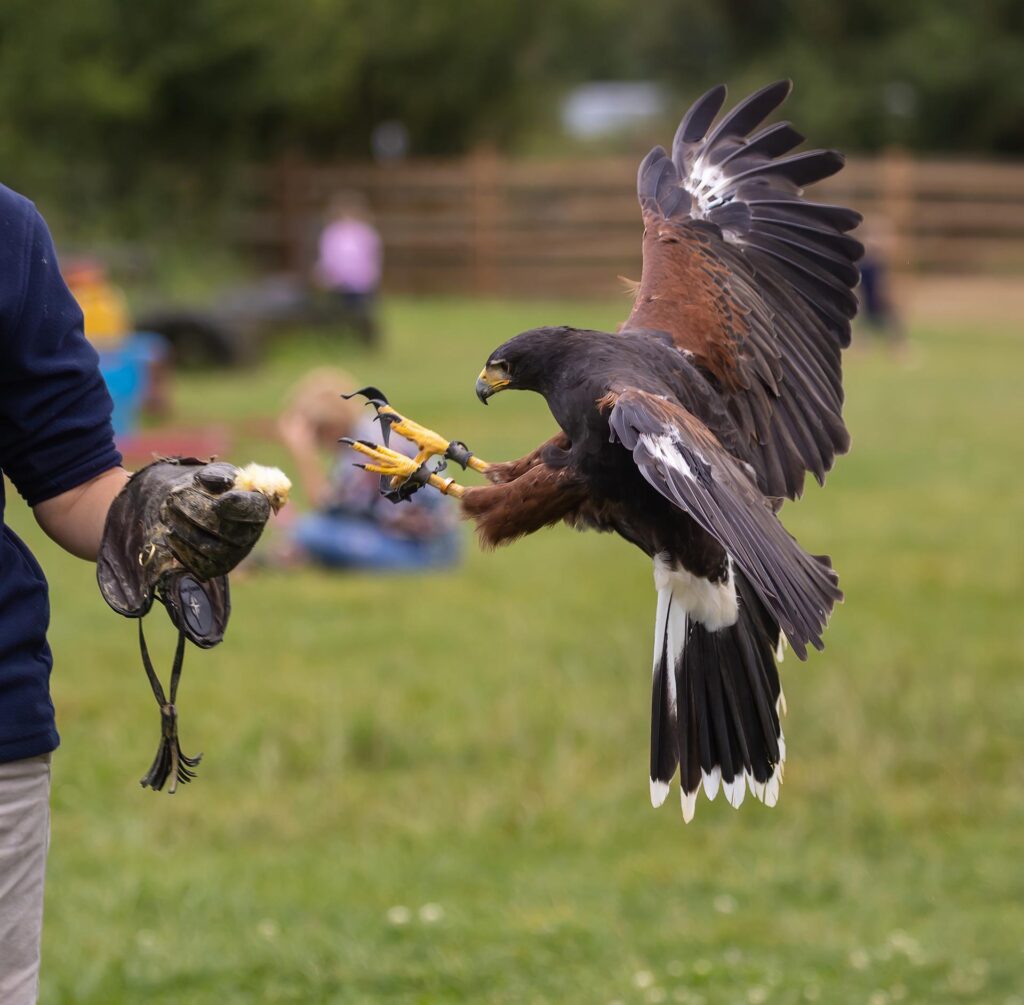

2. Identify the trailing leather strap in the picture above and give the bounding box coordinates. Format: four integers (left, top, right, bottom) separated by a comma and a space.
137, 620, 202, 794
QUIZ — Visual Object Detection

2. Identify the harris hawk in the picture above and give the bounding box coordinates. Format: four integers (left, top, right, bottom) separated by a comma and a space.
345, 80, 862, 821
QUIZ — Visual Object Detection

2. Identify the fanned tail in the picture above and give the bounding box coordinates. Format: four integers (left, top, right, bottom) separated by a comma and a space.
650, 568, 785, 823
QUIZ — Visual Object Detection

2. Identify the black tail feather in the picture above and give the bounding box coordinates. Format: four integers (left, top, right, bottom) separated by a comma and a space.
649, 604, 678, 805
651, 570, 785, 822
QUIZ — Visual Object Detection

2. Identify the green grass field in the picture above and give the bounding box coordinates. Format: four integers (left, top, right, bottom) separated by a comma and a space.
12, 299, 1022, 1003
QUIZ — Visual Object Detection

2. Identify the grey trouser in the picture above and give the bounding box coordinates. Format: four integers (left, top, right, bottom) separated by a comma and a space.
0, 754, 51, 1005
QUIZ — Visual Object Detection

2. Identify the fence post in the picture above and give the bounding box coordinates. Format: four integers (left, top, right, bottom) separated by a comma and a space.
881, 145, 914, 273
470, 145, 501, 295
275, 151, 306, 274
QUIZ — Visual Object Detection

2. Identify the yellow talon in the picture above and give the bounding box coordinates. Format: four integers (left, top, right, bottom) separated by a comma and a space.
378, 405, 490, 473
342, 437, 466, 499
345, 440, 419, 482
378, 406, 451, 463
364, 461, 414, 478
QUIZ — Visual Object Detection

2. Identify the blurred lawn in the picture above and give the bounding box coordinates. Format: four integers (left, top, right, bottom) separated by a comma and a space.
10, 299, 1022, 1004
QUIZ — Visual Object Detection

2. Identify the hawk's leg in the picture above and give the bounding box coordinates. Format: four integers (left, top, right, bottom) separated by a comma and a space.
380, 407, 489, 473
482, 432, 571, 483
342, 437, 590, 549
342, 389, 489, 473
342, 439, 469, 498
460, 462, 589, 547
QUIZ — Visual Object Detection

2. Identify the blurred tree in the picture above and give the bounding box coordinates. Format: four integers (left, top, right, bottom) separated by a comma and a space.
0, 0, 1020, 229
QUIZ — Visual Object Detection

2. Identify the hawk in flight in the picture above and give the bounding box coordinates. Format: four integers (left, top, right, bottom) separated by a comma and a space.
346, 80, 862, 821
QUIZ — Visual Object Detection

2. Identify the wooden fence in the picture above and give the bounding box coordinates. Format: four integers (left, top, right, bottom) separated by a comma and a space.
232, 150, 1024, 297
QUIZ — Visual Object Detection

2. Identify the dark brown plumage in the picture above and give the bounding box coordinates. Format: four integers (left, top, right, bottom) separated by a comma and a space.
462, 460, 587, 549
456, 81, 861, 820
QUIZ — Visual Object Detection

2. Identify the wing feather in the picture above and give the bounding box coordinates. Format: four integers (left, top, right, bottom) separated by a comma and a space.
607, 388, 842, 658
699, 79, 793, 152
672, 84, 728, 167
622, 82, 862, 500
715, 122, 805, 168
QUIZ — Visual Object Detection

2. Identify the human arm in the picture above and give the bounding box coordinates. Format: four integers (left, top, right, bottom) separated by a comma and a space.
0, 195, 125, 551
0, 201, 280, 570
277, 410, 329, 506
33, 466, 130, 561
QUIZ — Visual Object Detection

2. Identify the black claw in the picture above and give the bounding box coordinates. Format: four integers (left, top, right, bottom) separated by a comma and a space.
341, 386, 390, 409
339, 388, 402, 496
380, 458, 434, 504
338, 437, 386, 452
383, 483, 421, 504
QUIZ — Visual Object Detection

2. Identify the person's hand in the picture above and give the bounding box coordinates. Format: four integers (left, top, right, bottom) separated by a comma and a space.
278, 411, 317, 455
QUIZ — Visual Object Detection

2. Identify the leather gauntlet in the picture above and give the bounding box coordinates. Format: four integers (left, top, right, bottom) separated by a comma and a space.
97, 457, 286, 791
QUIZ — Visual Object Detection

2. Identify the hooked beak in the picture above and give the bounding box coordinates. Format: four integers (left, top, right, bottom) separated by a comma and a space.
475, 366, 510, 405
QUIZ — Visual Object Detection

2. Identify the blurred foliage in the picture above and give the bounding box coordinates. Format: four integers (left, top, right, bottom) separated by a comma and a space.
0, 0, 1021, 228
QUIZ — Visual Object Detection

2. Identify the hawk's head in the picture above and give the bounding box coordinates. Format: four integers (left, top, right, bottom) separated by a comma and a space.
476, 326, 579, 403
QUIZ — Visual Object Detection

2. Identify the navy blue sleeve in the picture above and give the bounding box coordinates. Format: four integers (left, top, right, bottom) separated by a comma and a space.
0, 190, 122, 506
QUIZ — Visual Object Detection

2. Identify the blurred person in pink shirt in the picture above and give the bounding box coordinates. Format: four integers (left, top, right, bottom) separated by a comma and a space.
315, 192, 382, 344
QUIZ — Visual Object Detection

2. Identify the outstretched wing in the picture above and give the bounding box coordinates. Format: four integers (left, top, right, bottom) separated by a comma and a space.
622, 80, 862, 500
606, 387, 842, 659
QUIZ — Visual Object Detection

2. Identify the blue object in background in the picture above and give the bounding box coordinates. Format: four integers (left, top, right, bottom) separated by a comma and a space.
97, 332, 167, 437
293, 513, 461, 572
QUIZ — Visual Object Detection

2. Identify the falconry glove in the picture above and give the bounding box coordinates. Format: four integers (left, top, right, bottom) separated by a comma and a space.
97, 457, 289, 792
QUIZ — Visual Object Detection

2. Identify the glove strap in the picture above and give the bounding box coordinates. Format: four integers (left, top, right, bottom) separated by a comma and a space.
137, 620, 203, 794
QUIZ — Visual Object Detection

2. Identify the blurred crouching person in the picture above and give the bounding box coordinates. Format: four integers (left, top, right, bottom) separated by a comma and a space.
275, 369, 460, 571
314, 193, 382, 346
